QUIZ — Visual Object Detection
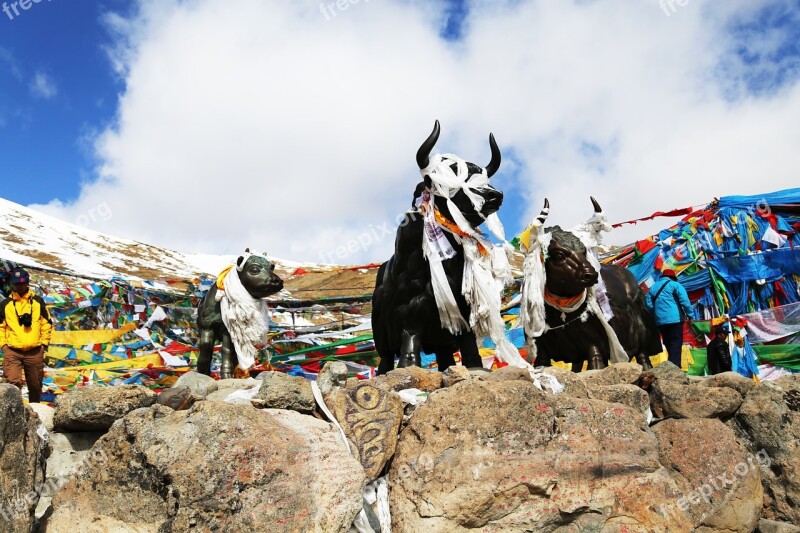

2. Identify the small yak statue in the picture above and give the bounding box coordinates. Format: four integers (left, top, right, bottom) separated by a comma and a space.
197, 249, 284, 379
520, 198, 661, 372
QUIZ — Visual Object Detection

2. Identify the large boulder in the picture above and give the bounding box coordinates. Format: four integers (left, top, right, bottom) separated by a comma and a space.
589, 384, 651, 419
53, 385, 157, 431
325, 381, 404, 480
540, 366, 590, 398
45, 402, 365, 532
651, 381, 743, 419
701, 371, 757, 398
372, 366, 442, 393
652, 418, 762, 532
254, 371, 315, 413
578, 361, 643, 388
389, 379, 694, 532
734, 375, 800, 524
650, 361, 690, 384
0, 384, 48, 533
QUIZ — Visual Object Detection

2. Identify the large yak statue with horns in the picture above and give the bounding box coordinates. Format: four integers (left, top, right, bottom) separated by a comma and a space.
372, 120, 513, 374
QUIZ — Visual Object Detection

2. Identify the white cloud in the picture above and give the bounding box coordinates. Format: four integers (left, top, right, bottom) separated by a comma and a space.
30, 0, 800, 264
29, 71, 58, 99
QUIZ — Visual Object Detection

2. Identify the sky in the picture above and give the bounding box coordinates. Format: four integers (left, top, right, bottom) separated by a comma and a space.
1, 0, 800, 265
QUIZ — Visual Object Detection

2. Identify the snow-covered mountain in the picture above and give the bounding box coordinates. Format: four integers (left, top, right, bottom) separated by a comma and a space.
0, 197, 378, 303
0, 197, 328, 281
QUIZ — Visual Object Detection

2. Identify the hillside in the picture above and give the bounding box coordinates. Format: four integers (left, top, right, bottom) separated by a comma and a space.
0, 197, 377, 300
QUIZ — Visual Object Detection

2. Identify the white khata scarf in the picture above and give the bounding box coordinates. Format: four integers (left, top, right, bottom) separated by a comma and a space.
215, 262, 271, 370
418, 154, 563, 393
520, 205, 628, 365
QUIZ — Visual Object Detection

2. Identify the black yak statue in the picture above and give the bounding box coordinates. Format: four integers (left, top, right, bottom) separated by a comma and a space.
371, 120, 512, 374
519, 198, 662, 372
197, 250, 284, 379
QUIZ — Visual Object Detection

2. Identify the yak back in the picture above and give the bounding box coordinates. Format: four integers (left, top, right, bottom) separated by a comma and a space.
372, 210, 471, 355
600, 264, 662, 356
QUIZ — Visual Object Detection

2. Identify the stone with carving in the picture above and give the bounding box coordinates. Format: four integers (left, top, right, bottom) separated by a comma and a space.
326, 382, 404, 480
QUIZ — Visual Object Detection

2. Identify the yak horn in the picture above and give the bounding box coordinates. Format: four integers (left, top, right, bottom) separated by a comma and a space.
486, 133, 501, 177
534, 198, 550, 227
590, 196, 602, 213
416, 120, 441, 170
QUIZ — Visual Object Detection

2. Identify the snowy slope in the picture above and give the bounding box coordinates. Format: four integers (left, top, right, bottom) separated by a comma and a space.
0, 197, 331, 281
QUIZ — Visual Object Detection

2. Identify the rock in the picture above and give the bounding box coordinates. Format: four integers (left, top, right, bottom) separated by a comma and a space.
0, 384, 48, 533
734, 375, 800, 524
651, 381, 743, 419
172, 371, 218, 398
589, 384, 650, 418
317, 361, 348, 395
35, 432, 106, 522
758, 518, 800, 533
701, 371, 757, 398
373, 366, 442, 393
651, 361, 690, 384
53, 385, 157, 432
442, 365, 471, 387
157, 385, 196, 411
467, 368, 492, 380
254, 371, 315, 413
482, 366, 532, 383
28, 402, 55, 432
326, 382, 404, 480
45, 402, 365, 532
652, 418, 762, 532
215, 378, 260, 391
579, 361, 643, 388
205, 379, 260, 403
540, 366, 590, 398
389, 379, 694, 531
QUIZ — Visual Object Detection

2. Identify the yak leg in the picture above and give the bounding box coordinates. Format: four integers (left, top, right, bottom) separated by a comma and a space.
459, 332, 483, 369
377, 352, 397, 375
220, 334, 236, 379
197, 328, 216, 376
434, 348, 456, 372
587, 345, 606, 371
635, 352, 653, 371
397, 328, 422, 368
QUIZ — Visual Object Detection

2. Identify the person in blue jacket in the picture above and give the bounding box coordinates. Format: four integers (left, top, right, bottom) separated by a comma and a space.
645, 268, 695, 367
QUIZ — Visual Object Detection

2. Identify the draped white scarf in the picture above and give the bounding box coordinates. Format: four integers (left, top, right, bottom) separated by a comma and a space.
216, 267, 271, 370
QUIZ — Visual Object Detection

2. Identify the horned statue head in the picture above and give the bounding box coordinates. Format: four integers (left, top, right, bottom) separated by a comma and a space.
414, 120, 504, 228
526, 197, 608, 297
235, 248, 284, 299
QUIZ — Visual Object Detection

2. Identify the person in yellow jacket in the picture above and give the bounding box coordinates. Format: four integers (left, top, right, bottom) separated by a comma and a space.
0, 268, 52, 403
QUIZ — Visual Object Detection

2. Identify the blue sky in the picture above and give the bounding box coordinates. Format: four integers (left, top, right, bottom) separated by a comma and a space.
2, 0, 800, 263
0, 0, 132, 205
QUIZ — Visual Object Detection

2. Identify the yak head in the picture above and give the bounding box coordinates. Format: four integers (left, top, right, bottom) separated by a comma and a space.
538, 198, 605, 297
235, 249, 284, 299
414, 120, 503, 228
